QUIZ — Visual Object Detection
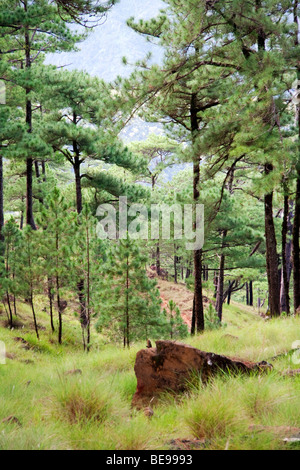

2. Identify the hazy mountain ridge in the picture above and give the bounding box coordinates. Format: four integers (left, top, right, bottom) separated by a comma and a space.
47, 0, 165, 81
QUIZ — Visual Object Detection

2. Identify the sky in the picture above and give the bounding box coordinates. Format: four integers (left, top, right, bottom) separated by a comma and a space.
46, 0, 165, 81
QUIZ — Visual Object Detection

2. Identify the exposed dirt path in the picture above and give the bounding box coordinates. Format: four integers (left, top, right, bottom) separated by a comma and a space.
156, 279, 210, 328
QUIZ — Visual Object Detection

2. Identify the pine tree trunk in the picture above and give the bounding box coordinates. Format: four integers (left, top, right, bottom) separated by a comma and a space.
216, 255, 225, 321
174, 244, 178, 284
126, 256, 130, 348
246, 283, 249, 306
24, 17, 36, 231
191, 93, 204, 332
48, 277, 55, 333
249, 281, 254, 307
86, 223, 91, 352
216, 230, 227, 322
6, 292, 13, 329
156, 242, 161, 276
56, 279, 62, 345
31, 293, 39, 340
281, 194, 291, 314
191, 296, 196, 336
34, 161, 40, 179
227, 281, 233, 305
74, 156, 83, 215
214, 272, 218, 299
42, 161, 46, 182
20, 197, 24, 230
74, 150, 88, 342
264, 166, 280, 317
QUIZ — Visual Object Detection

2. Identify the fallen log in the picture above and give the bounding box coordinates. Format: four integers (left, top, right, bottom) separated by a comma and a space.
132, 341, 273, 408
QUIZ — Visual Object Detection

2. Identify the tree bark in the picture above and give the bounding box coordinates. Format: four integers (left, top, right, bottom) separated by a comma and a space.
191, 93, 204, 332
281, 195, 292, 314
24, 16, 36, 231
156, 243, 161, 276
74, 155, 83, 215
216, 230, 227, 321
264, 165, 281, 317
31, 293, 39, 340
249, 281, 254, 307
48, 277, 55, 333
174, 244, 178, 284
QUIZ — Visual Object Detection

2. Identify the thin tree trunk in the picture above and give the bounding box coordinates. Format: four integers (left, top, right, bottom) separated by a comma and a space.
55, 231, 62, 344
6, 292, 13, 329
34, 161, 40, 179
214, 272, 218, 299
24, 17, 36, 231
191, 93, 204, 333
191, 296, 196, 336
48, 277, 55, 333
74, 149, 88, 342
227, 281, 234, 305
264, 167, 281, 317
56, 278, 62, 345
74, 156, 83, 215
126, 256, 130, 348
281, 194, 291, 314
156, 242, 161, 276
249, 281, 254, 307
42, 161, 46, 182
174, 244, 178, 284
31, 293, 39, 340
86, 222, 91, 352
216, 230, 227, 322
246, 283, 250, 306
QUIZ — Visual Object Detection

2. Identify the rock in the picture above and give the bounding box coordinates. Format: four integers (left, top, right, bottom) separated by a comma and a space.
2, 416, 22, 427
132, 341, 273, 408
144, 407, 154, 418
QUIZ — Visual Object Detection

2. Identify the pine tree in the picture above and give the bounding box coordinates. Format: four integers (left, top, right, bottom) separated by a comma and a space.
127, 0, 298, 319
37, 188, 76, 344
14, 225, 41, 338
0, 218, 21, 329
164, 300, 188, 340
97, 238, 166, 348
73, 204, 107, 351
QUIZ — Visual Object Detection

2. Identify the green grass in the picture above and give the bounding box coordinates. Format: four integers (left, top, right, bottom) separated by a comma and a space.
0, 299, 300, 450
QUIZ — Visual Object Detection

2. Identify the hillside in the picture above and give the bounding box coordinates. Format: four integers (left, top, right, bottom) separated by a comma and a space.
156, 278, 263, 329
1, 295, 300, 450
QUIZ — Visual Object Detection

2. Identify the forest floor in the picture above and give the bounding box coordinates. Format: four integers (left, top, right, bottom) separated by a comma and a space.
0, 290, 300, 450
